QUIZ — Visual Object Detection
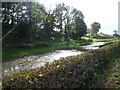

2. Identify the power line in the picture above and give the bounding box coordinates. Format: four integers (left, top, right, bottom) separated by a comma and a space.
0, 27, 16, 41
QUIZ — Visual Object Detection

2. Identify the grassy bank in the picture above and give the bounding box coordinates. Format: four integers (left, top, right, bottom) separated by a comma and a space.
3, 39, 92, 62
3, 38, 116, 62
2, 40, 119, 89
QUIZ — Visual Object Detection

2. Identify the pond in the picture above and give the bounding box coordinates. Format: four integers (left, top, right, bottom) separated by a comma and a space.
2, 42, 105, 76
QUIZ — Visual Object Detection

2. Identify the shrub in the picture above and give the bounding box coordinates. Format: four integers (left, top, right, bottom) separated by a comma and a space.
2, 41, 120, 89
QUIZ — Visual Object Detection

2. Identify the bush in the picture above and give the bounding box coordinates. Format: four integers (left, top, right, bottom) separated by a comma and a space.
2, 41, 120, 89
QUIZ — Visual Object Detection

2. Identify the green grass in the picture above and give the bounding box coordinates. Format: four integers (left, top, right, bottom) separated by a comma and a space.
82, 33, 117, 44
92, 38, 116, 44
3, 36, 117, 62
2, 39, 92, 62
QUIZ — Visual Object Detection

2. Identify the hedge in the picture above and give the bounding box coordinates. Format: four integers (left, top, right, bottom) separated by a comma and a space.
2, 41, 120, 89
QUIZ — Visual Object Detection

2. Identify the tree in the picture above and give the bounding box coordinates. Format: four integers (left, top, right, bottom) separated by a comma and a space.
1, 2, 42, 46
91, 22, 101, 36
32, 2, 47, 40
113, 30, 119, 37
113, 30, 117, 34
32, 2, 57, 41
63, 5, 71, 40
2, 1, 88, 47
2, 2, 19, 36
43, 11, 56, 40
77, 19, 87, 38
70, 8, 87, 39
27, 2, 32, 43
54, 3, 68, 40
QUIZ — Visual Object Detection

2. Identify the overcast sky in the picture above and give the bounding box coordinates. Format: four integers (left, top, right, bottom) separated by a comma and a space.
37, 0, 119, 35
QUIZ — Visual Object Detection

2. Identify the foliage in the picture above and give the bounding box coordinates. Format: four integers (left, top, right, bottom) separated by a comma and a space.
113, 30, 120, 37
2, 2, 32, 43
99, 57, 120, 88
90, 22, 101, 36
2, 2, 87, 48
2, 41, 120, 89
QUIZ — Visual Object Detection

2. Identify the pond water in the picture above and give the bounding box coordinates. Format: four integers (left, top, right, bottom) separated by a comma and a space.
2, 42, 105, 76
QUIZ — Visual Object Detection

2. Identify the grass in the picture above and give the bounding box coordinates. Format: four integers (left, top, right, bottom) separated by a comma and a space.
3, 33, 117, 62
82, 34, 116, 44
2, 39, 92, 62
92, 38, 116, 44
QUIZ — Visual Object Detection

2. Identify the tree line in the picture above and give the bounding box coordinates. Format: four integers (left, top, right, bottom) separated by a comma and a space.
2, 2, 100, 45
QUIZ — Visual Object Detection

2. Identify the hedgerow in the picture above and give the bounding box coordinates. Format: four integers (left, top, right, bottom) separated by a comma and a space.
2, 41, 120, 89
